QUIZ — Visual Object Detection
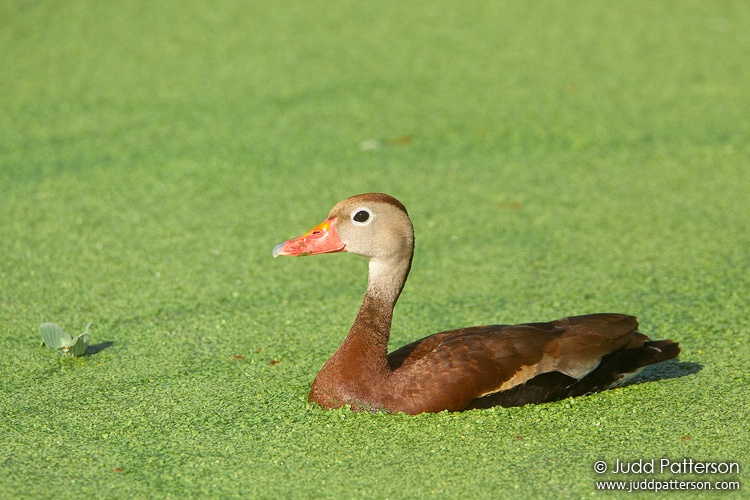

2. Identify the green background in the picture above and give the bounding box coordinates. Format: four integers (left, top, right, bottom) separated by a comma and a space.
1, 1, 747, 497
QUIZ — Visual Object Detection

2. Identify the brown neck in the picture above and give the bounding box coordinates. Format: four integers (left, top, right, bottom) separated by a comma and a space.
328, 255, 412, 375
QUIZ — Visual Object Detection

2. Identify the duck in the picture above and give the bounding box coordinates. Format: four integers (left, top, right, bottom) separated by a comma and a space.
273, 193, 680, 414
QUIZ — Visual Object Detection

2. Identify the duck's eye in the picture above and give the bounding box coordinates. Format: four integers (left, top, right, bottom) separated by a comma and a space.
352, 209, 370, 224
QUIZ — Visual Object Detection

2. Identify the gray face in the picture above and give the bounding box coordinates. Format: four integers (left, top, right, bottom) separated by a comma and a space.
331, 197, 414, 264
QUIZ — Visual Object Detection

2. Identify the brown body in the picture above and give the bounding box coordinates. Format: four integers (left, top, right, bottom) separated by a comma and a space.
274, 193, 680, 414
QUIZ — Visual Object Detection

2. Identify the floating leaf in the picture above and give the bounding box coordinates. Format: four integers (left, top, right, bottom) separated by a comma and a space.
358, 138, 382, 151
67, 333, 90, 357
40, 323, 73, 349
40, 322, 91, 357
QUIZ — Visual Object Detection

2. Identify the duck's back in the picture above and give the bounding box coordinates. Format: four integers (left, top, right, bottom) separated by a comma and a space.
385, 314, 679, 413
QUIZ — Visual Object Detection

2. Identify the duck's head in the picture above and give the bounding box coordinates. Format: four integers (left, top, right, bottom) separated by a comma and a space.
273, 193, 414, 263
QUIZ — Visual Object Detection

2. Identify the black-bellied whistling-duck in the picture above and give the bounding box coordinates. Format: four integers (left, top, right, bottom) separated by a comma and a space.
273, 193, 680, 414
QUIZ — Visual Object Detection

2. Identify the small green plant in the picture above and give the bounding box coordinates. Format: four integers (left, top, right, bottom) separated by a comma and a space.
40, 322, 91, 357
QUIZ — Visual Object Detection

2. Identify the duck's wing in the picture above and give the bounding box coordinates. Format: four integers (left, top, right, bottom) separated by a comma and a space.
386, 313, 679, 413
